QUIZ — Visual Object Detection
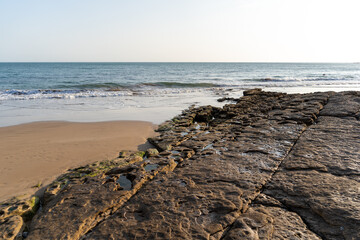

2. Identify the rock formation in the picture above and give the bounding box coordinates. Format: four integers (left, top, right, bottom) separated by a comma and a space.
1, 89, 359, 239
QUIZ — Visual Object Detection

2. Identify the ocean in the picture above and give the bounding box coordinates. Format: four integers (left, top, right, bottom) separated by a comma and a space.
1, 62, 359, 127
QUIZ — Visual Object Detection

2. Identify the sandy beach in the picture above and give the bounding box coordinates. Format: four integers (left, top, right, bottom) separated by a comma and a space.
0, 121, 157, 202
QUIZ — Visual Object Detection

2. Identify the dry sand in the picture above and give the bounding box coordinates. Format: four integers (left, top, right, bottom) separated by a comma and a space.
0, 121, 157, 202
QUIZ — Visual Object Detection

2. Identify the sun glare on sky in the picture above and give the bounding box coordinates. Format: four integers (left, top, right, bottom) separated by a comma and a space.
0, 0, 359, 62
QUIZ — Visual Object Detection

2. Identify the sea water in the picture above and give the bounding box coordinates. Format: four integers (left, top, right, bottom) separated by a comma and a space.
0, 62, 359, 126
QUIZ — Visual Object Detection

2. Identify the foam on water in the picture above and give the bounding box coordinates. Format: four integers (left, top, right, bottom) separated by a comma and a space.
0, 62, 359, 127
0, 89, 132, 101
2, 81, 359, 102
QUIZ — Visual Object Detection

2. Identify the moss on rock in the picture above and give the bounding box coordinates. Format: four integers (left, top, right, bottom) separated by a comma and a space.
22, 196, 40, 221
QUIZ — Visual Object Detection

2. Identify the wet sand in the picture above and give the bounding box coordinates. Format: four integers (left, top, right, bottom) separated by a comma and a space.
0, 121, 157, 202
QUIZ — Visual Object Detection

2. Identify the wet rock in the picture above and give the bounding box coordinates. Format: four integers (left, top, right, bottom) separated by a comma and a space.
84, 91, 327, 239
0, 215, 24, 240
243, 88, 263, 96
194, 106, 219, 123
217, 97, 236, 102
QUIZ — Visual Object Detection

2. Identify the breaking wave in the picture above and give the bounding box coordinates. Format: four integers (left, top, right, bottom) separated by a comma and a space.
141, 82, 221, 88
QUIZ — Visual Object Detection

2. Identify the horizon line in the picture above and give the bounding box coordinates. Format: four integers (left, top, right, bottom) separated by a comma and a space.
0, 61, 358, 64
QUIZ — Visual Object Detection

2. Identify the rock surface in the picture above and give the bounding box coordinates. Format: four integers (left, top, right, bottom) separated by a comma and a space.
0, 215, 24, 240
263, 113, 360, 238
5, 89, 359, 239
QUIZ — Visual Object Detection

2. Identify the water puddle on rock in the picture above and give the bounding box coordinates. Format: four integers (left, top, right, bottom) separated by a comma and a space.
201, 143, 222, 155
202, 144, 213, 151
116, 175, 132, 190
170, 155, 182, 161
179, 180, 187, 187
144, 164, 159, 172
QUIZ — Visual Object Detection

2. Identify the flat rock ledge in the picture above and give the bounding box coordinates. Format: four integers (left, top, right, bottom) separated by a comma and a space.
2, 89, 360, 240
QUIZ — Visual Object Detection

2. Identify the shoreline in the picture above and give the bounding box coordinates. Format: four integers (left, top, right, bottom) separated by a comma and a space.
0, 120, 157, 202
0, 89, 359, 239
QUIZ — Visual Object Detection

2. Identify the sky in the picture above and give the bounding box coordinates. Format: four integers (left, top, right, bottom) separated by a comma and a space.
0, 0, 359, 62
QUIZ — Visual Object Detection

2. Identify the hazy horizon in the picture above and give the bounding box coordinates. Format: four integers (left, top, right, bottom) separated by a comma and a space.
0, 61, 358, 63
1, 0, 359, 62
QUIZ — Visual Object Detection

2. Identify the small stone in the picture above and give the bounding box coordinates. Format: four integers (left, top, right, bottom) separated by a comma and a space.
118, 150, 133, 158
135, 151, 145, 158
24, 90, 360, 239
217, 97, 235, 102
156, 123, 173, 132
243, 88, 262, 96
126, 155, 143, 164
145, 148, 159, 157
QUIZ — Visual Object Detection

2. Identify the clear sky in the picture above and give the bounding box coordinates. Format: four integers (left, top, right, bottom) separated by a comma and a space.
0, 0, 359, 62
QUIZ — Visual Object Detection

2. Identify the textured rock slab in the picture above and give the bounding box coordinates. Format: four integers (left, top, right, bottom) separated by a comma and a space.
264, 112, 360, 239
282, 116, 360, 180
86, 173, 243, 239
27, 158, 177, 240
223, 206, 321, 240
319, 91, 360, 118
27, 90, 360, 240
264, 170, 360, 240
84, 92, 327, 239
0, 195, 39, 222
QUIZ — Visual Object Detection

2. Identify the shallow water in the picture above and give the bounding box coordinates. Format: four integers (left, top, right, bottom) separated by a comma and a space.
116, 175, 132, 191
0, 62, 359, 127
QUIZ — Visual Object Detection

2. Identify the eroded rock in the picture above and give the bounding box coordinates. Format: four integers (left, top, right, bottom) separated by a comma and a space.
84, 91, 328, 239
223, 206, 321, 239
263, 108, 360, 239
0, 215, 24, 240
21, 90, 360, 239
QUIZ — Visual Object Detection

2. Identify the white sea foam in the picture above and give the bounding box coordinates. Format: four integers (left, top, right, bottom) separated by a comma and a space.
0, 89, 133, 101
1, 78, 360, 102
0, 62, 359, 127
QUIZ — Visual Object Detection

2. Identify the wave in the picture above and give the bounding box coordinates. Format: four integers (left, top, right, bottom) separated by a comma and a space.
0, 85, 220, 101
141, 82, 221, 88
0, 81, 222, 101
247, 77, 298, 82
53, 81, 222, 90
0, 89, 133, 101
246, 76, 359, 82
1, 78, 359, 101
54, 82, 127, 90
